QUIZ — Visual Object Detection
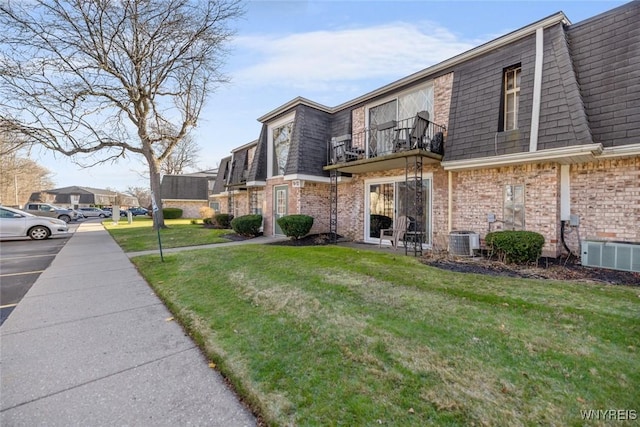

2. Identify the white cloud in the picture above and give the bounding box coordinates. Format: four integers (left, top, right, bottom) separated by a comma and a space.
232, 21, 478, 90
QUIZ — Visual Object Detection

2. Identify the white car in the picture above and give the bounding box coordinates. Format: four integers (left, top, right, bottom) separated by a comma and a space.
78, 207, 111, 218
0, 206, 69, 240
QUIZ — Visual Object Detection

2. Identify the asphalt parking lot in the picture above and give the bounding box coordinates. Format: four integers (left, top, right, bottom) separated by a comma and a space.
0, 223, 78, 325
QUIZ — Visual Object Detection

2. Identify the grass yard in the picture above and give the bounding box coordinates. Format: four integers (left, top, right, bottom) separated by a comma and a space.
132, 245, 640, 426
103, 217, 233, 252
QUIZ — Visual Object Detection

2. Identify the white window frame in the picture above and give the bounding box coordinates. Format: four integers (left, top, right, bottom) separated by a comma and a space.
504, 183, 525, 230
363, 174, 433, 247
364, 82, 434, 129
364, 82, 434, 156
266, 112, 295, 178
504, 66, 521, 131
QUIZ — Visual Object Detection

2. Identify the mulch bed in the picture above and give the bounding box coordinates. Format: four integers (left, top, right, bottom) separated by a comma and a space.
421, 254, 640, 287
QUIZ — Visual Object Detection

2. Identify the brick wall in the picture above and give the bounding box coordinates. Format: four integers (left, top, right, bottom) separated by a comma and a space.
162, 200, 207, 218
452, 163, 561, 256
570, 157, 640, 242
210, 194, 230, 215
434, 72, 453, 129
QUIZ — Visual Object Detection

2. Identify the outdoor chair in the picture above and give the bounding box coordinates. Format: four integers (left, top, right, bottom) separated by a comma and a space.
394, 111, 430, 151
379, 215, 409, 249
331, 135, 363, 163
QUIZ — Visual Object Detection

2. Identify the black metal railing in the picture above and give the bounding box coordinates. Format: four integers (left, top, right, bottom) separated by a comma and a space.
328, 115, 446, 165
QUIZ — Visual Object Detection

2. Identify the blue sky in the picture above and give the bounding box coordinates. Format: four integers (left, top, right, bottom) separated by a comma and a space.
35, 0, 630, 191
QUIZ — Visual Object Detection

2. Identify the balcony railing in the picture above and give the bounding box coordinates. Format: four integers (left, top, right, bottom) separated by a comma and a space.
328, 113, 446, 165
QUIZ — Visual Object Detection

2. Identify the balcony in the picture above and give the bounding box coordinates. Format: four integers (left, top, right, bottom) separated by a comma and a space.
325, 112, 446, 174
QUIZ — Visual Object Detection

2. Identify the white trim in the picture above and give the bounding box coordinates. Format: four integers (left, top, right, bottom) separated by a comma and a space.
258, 97, 331, 123
560, 165, 570, 221
282, 173, 352, 184
529, 28, 544, 152
599, 143, 640, 159
231, 140, 258, 153
246, 180, 267, 187
162, 199, 207, 203
442, 144, 603, 171
267, 112, 296, 178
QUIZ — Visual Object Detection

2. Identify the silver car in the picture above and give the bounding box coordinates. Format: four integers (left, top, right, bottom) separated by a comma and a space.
78, 207, 111, 218
0, 206, 69, 240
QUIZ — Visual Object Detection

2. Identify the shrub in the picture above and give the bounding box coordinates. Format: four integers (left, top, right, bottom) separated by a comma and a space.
203, 217, 213, 225
370, 214, 393, 238
163, 207, 183, 219
199, 206, 214, 219
214, 213, 234, 229
231, 214, 263, 237
277, 214, 314, 240
485, 230, 545, 264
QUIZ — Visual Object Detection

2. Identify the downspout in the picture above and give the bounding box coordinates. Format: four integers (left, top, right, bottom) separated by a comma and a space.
448, 171, 453, 232
529, 27, 544, 152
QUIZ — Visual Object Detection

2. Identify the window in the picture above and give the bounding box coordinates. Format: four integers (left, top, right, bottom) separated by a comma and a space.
503, 66, 521, 131
250, 190, 264, 215
272, 121, 293, 176
367, 85, 434, 155
209, 201, 220, 213
504, 184, 525, 230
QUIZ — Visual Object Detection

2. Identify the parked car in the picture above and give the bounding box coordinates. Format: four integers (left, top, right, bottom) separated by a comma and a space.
127, 207, 149, 216
23, 203, 78, 223
78, 207, 111, 218
0, 205, 69, 240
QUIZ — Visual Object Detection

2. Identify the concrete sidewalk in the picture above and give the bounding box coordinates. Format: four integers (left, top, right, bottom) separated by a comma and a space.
1, 221, 257, 426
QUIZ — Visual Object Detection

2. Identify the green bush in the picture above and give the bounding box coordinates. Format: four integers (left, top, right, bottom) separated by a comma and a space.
370, 214, 393, 238
231, 214, 263, 237
485, 230, 545, 264
203, 217, 213, 225
277, 214, 314, 240
163, 208, 183, 219
214, 213, 234, 229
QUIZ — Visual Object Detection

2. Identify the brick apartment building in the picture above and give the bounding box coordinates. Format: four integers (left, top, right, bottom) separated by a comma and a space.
210, 1, 640, 257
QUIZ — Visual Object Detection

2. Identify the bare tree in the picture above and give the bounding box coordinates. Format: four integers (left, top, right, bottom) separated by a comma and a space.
0, 0, 243, 228
0, 138, 54, 207
160, 131, 201, 176
126, 186, 152, 208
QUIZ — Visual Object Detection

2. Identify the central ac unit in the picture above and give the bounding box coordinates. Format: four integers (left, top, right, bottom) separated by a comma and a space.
449, 231, 480, 256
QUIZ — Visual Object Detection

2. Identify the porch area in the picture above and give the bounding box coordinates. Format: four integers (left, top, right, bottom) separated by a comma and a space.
325, 111, 446, 172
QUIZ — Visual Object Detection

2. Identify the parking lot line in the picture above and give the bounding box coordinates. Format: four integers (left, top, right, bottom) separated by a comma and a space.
0, 270, 45, 277
0, 303, 18, 309
0, 254, 56, 261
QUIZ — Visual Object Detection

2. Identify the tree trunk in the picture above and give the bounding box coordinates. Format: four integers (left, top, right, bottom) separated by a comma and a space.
147, 155, 166, 229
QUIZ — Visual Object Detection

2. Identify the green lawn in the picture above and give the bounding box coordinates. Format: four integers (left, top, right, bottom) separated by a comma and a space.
103, 217, 234, 251
131, 245, 640, 426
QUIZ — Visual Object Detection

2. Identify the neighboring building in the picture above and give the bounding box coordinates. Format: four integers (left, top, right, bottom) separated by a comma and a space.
160, 169, 217, 218
211, 1, 640, 257
27, 186, 138, 209
210, 141, 260, 217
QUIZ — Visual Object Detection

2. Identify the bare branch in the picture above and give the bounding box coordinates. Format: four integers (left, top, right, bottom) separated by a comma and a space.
0, 0, 244, 227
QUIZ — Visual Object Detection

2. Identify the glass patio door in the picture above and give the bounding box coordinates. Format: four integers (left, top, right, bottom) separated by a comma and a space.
366, 178, 431, 245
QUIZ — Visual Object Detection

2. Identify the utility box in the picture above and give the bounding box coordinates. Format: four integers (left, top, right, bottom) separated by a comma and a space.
449, 231, 480, 256
581, 240, 640, 273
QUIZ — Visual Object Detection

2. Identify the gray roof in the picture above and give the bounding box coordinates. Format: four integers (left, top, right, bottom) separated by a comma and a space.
160, 175, 210, 200
212, 157, 232, 194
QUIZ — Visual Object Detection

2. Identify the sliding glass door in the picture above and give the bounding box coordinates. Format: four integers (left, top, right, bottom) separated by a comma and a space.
366, 177, 431, 246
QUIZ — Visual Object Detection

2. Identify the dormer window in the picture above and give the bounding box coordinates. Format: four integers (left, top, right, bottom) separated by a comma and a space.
267, 112, 295, 178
